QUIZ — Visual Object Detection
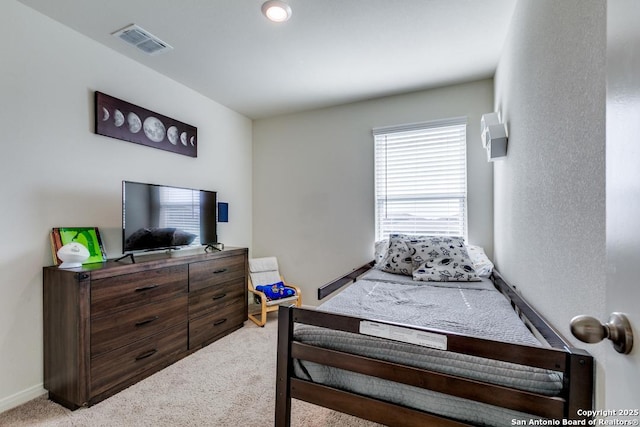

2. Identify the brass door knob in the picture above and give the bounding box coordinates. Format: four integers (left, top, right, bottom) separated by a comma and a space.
570, 312, 633, 354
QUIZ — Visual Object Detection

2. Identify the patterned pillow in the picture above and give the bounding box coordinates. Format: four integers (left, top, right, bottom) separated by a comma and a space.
379, 234, 432, 276
379, 234, 411, 275
406, 236, 481, 282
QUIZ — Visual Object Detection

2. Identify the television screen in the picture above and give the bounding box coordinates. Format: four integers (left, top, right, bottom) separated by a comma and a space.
122, 181, 217, 253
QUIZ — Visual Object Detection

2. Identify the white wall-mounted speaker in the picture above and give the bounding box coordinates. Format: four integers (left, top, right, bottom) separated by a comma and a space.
481, 112, 508, 161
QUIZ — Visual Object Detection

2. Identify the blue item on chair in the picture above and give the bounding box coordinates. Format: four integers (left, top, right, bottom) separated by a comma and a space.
256, 281, 296, 301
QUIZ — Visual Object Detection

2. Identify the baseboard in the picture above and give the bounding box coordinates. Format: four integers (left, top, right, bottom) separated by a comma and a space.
0, 384, 47, 414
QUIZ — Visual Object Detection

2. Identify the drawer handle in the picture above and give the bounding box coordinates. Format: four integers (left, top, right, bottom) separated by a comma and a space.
134, 284, 159, 292
212, 293, 227, 300
135, 349, 157, 361
213, 268, 227, 274
135, 316, 160, 327
213, 318, 227, 326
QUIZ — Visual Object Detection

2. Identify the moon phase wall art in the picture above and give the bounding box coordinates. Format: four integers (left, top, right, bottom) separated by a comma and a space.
95, 91, 197, 158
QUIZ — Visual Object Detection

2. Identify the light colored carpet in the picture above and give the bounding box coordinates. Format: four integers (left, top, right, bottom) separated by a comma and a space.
0, 312, 381, 427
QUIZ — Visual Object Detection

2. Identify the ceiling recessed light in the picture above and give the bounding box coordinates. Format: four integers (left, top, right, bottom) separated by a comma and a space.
262, 0, 292, 23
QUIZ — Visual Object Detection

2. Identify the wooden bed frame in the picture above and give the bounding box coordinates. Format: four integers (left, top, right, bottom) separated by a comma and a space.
275, 262, 594, 426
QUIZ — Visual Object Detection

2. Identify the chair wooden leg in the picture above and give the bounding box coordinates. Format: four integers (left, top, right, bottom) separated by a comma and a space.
248, 298, 268, 327
262, 301, 268, 326
248, 313, 264, 327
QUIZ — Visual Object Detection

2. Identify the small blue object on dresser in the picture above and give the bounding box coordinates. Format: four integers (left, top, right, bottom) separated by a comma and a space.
256, 281, 296, 301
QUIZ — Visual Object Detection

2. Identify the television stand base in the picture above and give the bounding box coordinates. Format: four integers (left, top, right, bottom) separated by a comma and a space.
167, 246, 208, 257
114, 253, 136, 263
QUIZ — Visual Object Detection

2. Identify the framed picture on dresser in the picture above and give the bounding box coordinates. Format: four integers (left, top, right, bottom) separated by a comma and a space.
50, 227, 107, 265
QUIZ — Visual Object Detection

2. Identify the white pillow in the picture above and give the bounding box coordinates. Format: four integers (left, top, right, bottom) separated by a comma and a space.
466, 245, 494, 277
406, 236, 481, 282
374, 239, 389, 268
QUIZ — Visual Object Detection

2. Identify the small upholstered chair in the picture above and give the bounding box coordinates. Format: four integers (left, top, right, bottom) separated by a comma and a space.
248, 257, 302, 327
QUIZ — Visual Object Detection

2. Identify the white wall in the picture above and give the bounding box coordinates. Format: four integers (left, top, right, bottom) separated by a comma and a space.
493, 0, 606, 406
253, 79, 494, 306
0, 1, 252, 411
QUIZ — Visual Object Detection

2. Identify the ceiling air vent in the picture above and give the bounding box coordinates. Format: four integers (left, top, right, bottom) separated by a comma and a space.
111, 24, 173, 56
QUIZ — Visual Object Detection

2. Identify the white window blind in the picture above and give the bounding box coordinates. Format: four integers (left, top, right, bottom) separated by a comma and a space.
374, 117, 468, 241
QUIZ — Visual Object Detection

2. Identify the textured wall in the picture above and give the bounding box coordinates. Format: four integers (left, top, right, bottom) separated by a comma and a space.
493, 0, 606, 404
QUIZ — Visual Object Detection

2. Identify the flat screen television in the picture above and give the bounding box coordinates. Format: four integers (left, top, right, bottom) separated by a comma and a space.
122, 181, 217, 253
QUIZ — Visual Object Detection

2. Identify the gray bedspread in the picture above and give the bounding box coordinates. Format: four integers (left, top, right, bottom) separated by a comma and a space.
317, 272, 540, 345
293, 270, 563, 426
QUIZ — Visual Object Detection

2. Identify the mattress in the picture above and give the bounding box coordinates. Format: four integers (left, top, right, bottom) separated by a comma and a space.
293, 270, 563, 426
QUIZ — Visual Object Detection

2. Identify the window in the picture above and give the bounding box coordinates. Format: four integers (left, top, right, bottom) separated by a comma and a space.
374, 117, 468, 241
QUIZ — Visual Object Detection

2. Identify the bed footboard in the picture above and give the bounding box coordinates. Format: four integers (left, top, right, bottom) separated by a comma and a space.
275, 267, 594, 426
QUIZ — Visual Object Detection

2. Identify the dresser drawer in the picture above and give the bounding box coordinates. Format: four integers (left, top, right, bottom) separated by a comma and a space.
91, 265, 188, 319
189, 279, 245, 320
91, 295, 188, 357
189, 255, 245, 293
90, 323, 187, 397
189, 299, 245, 349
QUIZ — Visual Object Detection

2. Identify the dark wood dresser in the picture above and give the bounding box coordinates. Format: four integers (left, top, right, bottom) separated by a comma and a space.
43, 247, 248, 409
